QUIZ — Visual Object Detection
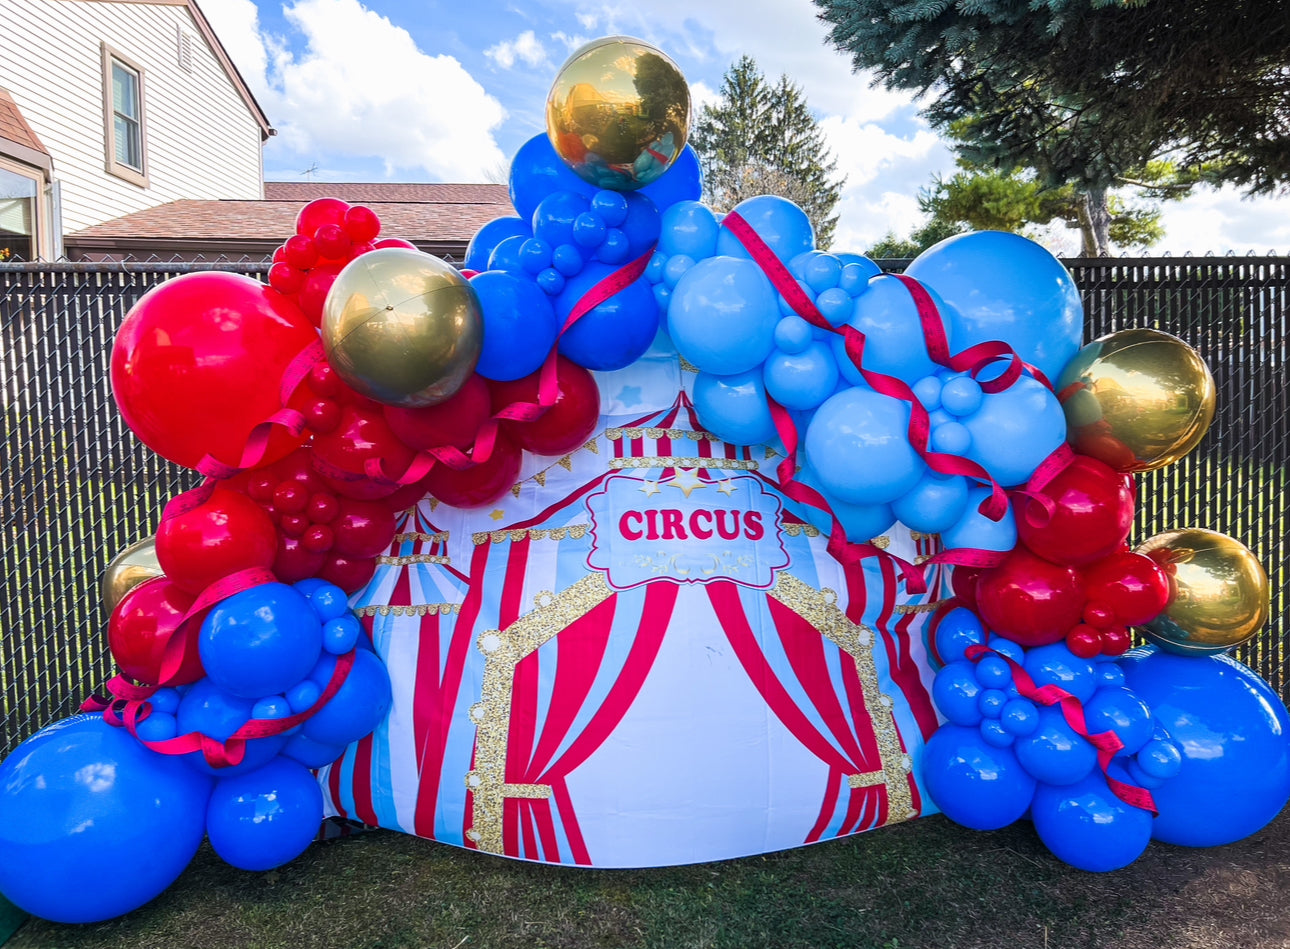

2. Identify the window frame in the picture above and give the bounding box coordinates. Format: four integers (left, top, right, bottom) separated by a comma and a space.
101, 42, 149, 188
0, 155, 51, 261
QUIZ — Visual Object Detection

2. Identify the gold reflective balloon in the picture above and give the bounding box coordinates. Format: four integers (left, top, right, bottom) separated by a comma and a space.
546, 35, 690, 191
1057, 328, 1215, 472
1136, 529, 1269, 656
102, 536, 163, 613
322, 248, 483, 407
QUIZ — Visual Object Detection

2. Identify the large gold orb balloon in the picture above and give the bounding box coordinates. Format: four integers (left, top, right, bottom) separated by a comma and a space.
102, 535, 163, 613
1135, 529, 1269, 656
322, 248, 483, 407
546, 35, 690, 191
1057, 328, 1215, 472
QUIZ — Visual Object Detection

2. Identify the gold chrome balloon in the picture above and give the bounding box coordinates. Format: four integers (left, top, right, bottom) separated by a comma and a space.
1057, 328, 1215, 472
546, 35, 690, 191
102, 536, 163, 613
322, 248, 483, 407
1135, 528, 1269, 655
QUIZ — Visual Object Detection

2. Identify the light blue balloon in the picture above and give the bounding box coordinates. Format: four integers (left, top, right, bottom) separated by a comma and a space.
804, 386, 925, 505
659, 200, 719, 259
774, 315, 814, 355
834, 274, 945, 386
715, 195, 814, 263
837, 256, 883, 290
793, 461, 896, 542
463, 215, 532, 273
763, 341, 839, 411
905, 231, 1084, 384
1032, 765, 1153, 872
923, 724, 1037, 831
1014, 706, 1098, 786
891, 471, 969, 534
669, 256, 779, 375
796, 251, 842, 292
941, 487, 1016, 553
693, 369, 777, 447
930, 421, 972, 455
940, 375, 983, 416
962, 374, 1068, 486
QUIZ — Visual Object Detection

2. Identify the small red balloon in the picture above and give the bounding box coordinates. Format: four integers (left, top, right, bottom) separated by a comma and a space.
155, 488, 277, 595
490, 356, 601, 456
296, 198, 349, 238
1100, 626, 1133, 655
268, 262, 305, 295
383, 374, 492, 451
333, 498, 397, 558
108, 578, 206, 686
307, 492, 340, 523
1083, 550, 1170, 627
272, 448, 326, 495
320, 553, 377, 593
283, 234, 319, 271
976, 548, 1086, 647
374, 237, 418, 251
273, 534, 328, 584
314, 223, 352, 261
1016, 456, 1135, 565
302, 524, 335, 554
297, 264, 341, 327
344, 206, 382, 243
424, 433, 522, 508
1065, 624, 1104, 659
272, 245, 287, 264
311, 403, 416, 500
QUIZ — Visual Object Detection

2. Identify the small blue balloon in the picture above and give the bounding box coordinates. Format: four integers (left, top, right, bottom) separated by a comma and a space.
1014, 706, 1097, 786
663, 254, 695, 289
974, 655, 1013, 690
801, 252, 842, 292
206, 758, 324, 871
1097, 663, 1127, 689
282, 732, 347, 769
1083, 686, 1154, 755
200, 583, 323, 700
176, 679, 288, 777
815, 287, 853, 326
774, 315, 814, 355
292, 578, 330, 599
463, 215, 532, 273
508, 134, 595, 223
1135, 737, 1183, 780
934, 661, 984, 726
1000, 698, 1040, 737
693, 369, 777, 447
891, 472, 969, 534
0, 714, 211, 923
536, 267, 565, 295
912, 375, 942, 410
962, 375, 1068, 487
323, 614, 363, 655
519, 237, 553, 274
659, 199, 720, 259
150, 687, 182, 715
669, 256, 779, 375
1032, 766, 1153, 872
923, 724, 1037, 830
533, 190, 591, 249
286, 679, 322, 714
838, 258, 882, 293
638, 143, 703, 212
597, 228, 630, 264
1022, 643, 1097, 703
486, 234, 527, 274
303, 649, 393, 748
978, 688, 1008, 719
804, 386, 925, 505
834, 275, 943, 385
136, 710, 179, 742
763, 341, 839, 411
251, 696, 291, 721
940, 375, 983, 416
979, 718, 1015, 748
930, 421, 972, 455
933, 607, 985, 665
555, 262, 658, 371
552, 242, 584, 277
793, 462, 896, 542
942, 488, 1016, 554
470, 270, 559, 382
572, 211, 607, 248
591, 190, 629, 227
619, 192, 662, 258
716, 195, 814, 263
988, 635, 1025, 663
307, 583, 350, 621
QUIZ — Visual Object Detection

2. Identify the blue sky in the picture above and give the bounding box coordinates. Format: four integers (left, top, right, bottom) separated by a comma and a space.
201, 0, 1290, 254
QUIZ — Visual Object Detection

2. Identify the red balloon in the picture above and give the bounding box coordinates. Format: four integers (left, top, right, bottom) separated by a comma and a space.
155, 488, 278, 595
283, 234, 319, 271
297, 264, 341, 327
1100, 626, 1133, 655
273, 447, 327, 495
1016, 457, 1135, 565
273, 534, 328, 584
333, 498, 397, 558
311, 402, 416, 500
268, 262, 305, 295
374, 238, 418, 251
296, 198, 349, 237
424, 433, 522, 508
1083, 550, 1170, 627
384, 374, 491, 451
490, 356, 601, 456
107, 578, 206, 686
320, 553, 377, 593
976, 548, 1086, 647
344, 206, 382, 243
314, 223, 352, 261
382, 481, 429, 514
950, 566, 983, 611
1065, 624, 1103, 659
111, 273, 316, 470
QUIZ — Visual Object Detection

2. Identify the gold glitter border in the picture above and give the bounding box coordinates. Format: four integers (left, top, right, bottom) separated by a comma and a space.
606, 427, 723, 443
610, 456, 758, 471
376, 554, 451, 566
393, 531, 449, 544
472, 523, 591, 547
353, 603, 460, 617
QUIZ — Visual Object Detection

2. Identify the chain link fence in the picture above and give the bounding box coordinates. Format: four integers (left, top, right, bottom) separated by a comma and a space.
2, 258, 1286, 756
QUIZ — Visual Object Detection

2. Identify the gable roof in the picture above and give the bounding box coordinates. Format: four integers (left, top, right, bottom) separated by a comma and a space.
264, 182, 511, 204
0, 88, 52, 172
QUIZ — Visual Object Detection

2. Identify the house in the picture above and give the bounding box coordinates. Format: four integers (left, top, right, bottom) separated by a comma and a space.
0, 0, 271, 261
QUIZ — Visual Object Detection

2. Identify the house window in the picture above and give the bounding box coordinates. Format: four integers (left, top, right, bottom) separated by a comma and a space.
0, 163, 39, 261
102, 44, 149, 187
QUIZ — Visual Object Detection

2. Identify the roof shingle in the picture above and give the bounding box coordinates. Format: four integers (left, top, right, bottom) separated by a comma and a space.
0, 88, 48, 156
262, 182, 511, 205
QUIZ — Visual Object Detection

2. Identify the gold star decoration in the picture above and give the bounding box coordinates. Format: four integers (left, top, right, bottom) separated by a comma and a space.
488, 509, 506, 521
639, 479, 662, 498
666, 468, 706, 498
715, 478, 738, 496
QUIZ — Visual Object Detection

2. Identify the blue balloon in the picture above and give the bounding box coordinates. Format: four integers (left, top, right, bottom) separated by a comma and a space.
486, 234, 528, 274
1083, 686, 1154, 755
933, 661, 984, 726
792, 251, 842, 291
1022, 643, 1097, 703
0, 714, 211, 922
463, 215, 532, 273
200, 583, 322, 700
716, 195, 814, 263
669, 256, 780, 375
939, 375, 983, 416
837, 256, 883, 290
303, 581, 349, 621
533, 190, 592, 249
659, 200, 720, 260
555, 262, 658, 371
302, 649, 393, 748
619, 192, 662, 259
1120, 647, 1290, 847
639, 143, 703, 212
1135, 737, 1183, 780
804, 386, 925, 505
693, 369, 777, 447
176, 678, 288, 777
322, 614, 363, 656
834, 274, 945, 385
206, 758, 324, 871
793, 461, 896, 542
941, 487, 1016, 554
508, 134, 595, 223
1032, 766, 1153, 871
892, 472, 969, 534
905, 231, 1084, 384
1000, 698, 1040, 737
923, 724, 1037, 830
774, 315, 814, 355
282, 732, 347, 769
763, 341, 839, 411
1014, 706, 1098, 786
961, 374, 1068, 487
469, 271, 559, 381
933, 606, 986, 665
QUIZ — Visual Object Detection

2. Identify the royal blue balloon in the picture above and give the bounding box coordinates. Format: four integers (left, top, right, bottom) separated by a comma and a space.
934, 606, 986, 665
693, 369, 777, 447
804, 386, 925, 505
941, 487, 1016, 554
302, 649, 393, 748
961, 374, 1067, 487
464, 215, 532, 273
0, 714, 211, 922
533, 190, 592, 250
176, 678, 288, 777
486, 234, 528, 274
892, 471, 969, 534
1014, 706, 1098, 786
793, 461, 896, 542
303, 581, 349, 621
555, 262, 658, 371
508, 134, 595, 224
835, 274, 944, 386
1000, 698, 1040, 737
1135, 737, 1183, 780
905, 231, 1083, 384
1083, 686, 1154, 756
470, 270, 559, 381
1120, 648, 1290, 847
323, 614, 362, 656
1032, 766, 1153, 872
639, 143, 703, 212
669, 256, 780, 375
206, 758, 324, 872
1022, 643, 1097, 703
934, 662, 985, 726
619, 192, 662, 259
659, 200, 719, 260
763, 341, 838, 411
716, 195, 815, 263
282, 732, 346, 769
200, 583, 323, 700
923, 724, 1037, 830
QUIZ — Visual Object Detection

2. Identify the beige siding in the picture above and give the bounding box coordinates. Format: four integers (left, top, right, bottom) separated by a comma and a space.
0, 0, 264, 234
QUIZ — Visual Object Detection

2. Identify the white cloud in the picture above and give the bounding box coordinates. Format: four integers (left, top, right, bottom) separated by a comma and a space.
200, 0, 272, 95
575, 11, 599, 30
1156, 187, 1290, 255
688, 79, 718, 115
485, 30, 549, 70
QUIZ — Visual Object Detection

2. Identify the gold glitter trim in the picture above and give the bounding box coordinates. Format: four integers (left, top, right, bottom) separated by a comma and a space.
471, 523, 590, 546
679, 355, 700, 373
353, 603, 460, 617
470, 574, 615, 854
609, 456, 757, 472
848, 771, 885, 789
871, 536, 891, 550
393, 531, 449, 544
605, 427, 720, 443
376, 554, 451, 566
584, 440, 600, 455
534, 471, 547, 487
510, 484, 523, 498
895, 599, 949, 615
557, 455, 574, 471
783, 523, 822, 538
768, 574, 919, 825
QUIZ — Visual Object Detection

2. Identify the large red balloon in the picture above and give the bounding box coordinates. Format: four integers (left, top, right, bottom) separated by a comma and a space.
384, 373, 491, 451
333, 498, 397, 558
424, 434, 522, 508
491, 357, 601, 456
311, 402, 416, 500
976, 548, 1086, 647
1083, 550, 1170, 627
272, 534, 328, 584
107, 578, 206, 686
111, 273, 316, 470
155, 488, 277, 594
1016, 457, 1135, 565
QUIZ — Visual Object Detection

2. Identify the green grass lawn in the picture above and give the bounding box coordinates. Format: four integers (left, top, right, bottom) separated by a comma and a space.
9, 809, 1290, 949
